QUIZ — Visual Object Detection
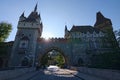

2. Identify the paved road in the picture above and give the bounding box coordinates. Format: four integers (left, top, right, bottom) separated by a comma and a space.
27, 69, 83, 80
11, 69, 107, 80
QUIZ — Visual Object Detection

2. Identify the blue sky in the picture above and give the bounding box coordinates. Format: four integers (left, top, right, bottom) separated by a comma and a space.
0, 0, 120, 41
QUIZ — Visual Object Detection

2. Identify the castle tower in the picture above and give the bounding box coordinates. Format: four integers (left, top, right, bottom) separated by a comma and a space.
94, 12, 119, 48
94, 11, 113, 32
10, 4, 43, 67
64, 25, 69, 38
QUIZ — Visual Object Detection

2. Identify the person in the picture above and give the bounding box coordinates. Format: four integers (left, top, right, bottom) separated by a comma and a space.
35, 62, 39, 70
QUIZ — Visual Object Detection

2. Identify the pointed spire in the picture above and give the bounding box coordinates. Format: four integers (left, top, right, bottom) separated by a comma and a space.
20, 11, 25, 17
65, 25, 68, 31
34, 3, 38, 12
19, 11, 26, 21
38, 13, 41, 19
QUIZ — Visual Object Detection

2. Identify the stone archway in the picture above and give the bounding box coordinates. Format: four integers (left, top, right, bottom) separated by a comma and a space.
21, 57, 29, 66
77, 58, 84, 66
38, 47, 69, 68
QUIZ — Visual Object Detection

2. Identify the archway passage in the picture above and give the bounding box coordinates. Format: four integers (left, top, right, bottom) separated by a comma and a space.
78, 58, 84, 66
21, 57, 29, 66
40, 48, 68, 68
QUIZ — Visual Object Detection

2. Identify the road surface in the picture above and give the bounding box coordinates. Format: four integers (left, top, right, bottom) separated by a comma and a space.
11, 68, 107, 80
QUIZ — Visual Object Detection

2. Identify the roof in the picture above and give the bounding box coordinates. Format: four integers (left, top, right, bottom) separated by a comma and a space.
94, 12, 112, 26
20, 4, 40, 22
21, 12, 40, 22
70, 25, 101, 33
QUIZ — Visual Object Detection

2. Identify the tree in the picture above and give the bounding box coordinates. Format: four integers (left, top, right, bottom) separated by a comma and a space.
114, 29, 120, 47
54, 53, 65, 67
0, 22, 12, 42
90, 52, 120, 70
0, 42, 8, 55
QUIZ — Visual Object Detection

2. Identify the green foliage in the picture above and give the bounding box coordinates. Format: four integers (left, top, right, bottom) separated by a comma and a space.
41, 51, 65, 67
90, 52, 120, 70
0, 22, 12, 42
54, 53, 65, 67
0, 42, 8, 56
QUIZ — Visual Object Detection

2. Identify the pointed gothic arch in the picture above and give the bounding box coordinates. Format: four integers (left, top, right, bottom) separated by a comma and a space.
37, 46, 69, 67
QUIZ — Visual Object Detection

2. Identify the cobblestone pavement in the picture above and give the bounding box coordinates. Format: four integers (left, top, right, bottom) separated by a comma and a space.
27, 69, 83, 80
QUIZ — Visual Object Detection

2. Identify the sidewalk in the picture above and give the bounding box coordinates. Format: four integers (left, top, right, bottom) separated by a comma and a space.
10, 70, 39, 80
75, 71, 108, 80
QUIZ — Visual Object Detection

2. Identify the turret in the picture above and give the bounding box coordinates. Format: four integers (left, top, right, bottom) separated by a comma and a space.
34, 3, 37, 12
94, 11, 119, 48
64, 25, 69, 38
94, 11, 113, 32
19, 12, 26, 21
65, 25, 68, 32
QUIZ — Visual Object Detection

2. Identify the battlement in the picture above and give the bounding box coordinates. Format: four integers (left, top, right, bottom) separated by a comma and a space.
37, 37, 68, 43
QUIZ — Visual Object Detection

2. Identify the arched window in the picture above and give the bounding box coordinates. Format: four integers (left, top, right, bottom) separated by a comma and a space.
19, 36, 29, 49
89, 40, 94, 49
78, 58, 84, 66
21, 57, 29, 66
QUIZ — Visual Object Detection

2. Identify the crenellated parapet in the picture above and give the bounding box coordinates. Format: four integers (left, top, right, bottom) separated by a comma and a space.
37, 37, 69, 43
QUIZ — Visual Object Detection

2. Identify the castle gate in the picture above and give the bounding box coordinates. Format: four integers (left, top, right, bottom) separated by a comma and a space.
35, 39, 72, 67
35, 38, 87, 67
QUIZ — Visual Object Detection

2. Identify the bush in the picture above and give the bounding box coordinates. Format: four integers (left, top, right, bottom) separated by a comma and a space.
90, 51, 120, 70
